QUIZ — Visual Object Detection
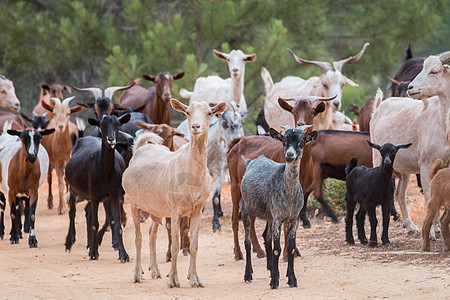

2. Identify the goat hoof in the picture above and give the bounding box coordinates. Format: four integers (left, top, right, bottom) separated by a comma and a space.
368, 241, 378, 248
382, 240, 390, 245
212, 220, 221, 233
234, 250, 244, 261
244, 273, 253, 284
89, 249, 99, 260
218, 209, 224, 218
119, 251, 130, 263
392, 213, 400, 221
345, 237, 355, 245
28, 236, 38, 248
301, 218, 311, 228
270, 277, 279, 290
360, 239, 368, 245
256, 252, 266, 259
287, 275, 298, 288
47, 200, 53, 209
189, 274, 204, 288
182, 249, 189, 256
150, 266, 161, 279
167, 275, 180, 288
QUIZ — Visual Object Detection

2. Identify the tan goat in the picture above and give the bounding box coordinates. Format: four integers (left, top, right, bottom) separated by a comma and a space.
422, 159, 450, 252
123, 99, 226, 288
41, 97, 83, 214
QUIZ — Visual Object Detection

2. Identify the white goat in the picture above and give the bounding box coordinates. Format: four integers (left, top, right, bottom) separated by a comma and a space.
262, 43, 369, 130
123, 100, 226, 288
179, 49, 255, 112
332, 111, 354, 130
370, 51, 450, 238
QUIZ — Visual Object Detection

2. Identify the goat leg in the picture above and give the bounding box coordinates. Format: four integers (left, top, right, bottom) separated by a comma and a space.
8, 194, 20, 244
282, 224, 301, 262
356, 206, 368, 245
65, 191, 77, 252
250, 216, 265, 258
242, 212, 253, 283
286, 220, 298, 288
381, 204, 391, 245
23, 197, 30, 233
181, 216, 190, 256
27, 193, 38, 248
165, 217, 173, 262
440, 208, 450, 251
269, 220, 281, 290
47, 165, 53, 209
110, 195, 129, 262
299, 188, 312, 228
367, 208, 378, 247
84, 202, 92, 250
88, 200, 100, 260
0, 193, 5, 239
263, 222, 273, 272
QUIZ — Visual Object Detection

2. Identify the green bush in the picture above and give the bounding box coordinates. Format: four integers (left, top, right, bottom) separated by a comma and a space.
307, 178, 347, 217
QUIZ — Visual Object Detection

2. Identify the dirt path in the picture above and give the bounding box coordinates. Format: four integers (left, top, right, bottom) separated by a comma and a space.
0, 174, 449, 299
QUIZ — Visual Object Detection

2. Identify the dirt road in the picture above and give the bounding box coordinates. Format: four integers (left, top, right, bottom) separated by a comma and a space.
0, 175, 448, 299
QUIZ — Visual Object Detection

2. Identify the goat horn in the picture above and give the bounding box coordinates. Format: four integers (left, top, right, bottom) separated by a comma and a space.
297, 124, 313, 134
50, 97, 61, 105
229, 101, 238, 112
42, 112, 48, 118
32, 111, 38, 117
62, 96, 76, 105
309, 95, 337, 103
437, 51, 450, 64
280, 125, 292, 132
72, 86, 103, 100
287, 48, 332, 73
104, 82, 136, 101
333, 42, 370, 72
387, 77, 400, 85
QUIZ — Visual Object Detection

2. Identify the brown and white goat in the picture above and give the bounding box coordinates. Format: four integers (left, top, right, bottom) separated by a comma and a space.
422, 159, 450, 252
0, 125, 55, 245
119, 72, 185, 124
41, 97, 83, 214
33, 83, 72, 120
123, 100, 226, 287
0, 75, 23, 133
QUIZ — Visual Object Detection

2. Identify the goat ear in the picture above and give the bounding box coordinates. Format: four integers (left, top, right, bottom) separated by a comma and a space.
269, 128, 283, 142
213, 49, 228, 61
7, 129, 21, 137
305, 131, 318, 144
88, 118, 100, 127
173, 72, 185, 80
39, 128, 56, 136
240, 110, 251, 119
70, 106, 83, 115
244, 54, 256, 62
134, 120, 154, 131
171, 99, 188, 113
211, 102, 227, 115
40, 83, 50, 95
314, 102, 326, 115
278, 97, 293, 113
119, 113, 131, 125
21, 113, 33, 123
344, 76, 359, 87
142, 74, 156, 82
64, 85, 72, 94
41, 100, 54, 112
366, 140, 381, 150
396, 143, 412, 150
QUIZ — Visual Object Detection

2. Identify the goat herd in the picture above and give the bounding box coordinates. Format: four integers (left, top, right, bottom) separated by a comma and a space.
0, 42, 449, 290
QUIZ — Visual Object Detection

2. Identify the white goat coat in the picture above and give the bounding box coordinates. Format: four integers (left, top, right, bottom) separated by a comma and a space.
0, 134, 50, 198
122, 142, 211, 218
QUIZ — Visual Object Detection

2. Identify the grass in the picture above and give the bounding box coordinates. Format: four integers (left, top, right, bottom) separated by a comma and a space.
307, 178, 347, 216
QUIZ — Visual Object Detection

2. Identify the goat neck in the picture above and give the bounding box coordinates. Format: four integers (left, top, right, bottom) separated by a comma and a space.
229, 69, 244, 107
283, 153, 302, 199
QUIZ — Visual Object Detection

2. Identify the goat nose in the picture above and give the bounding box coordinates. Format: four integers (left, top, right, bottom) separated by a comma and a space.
107, 136, 115, 144
192, 123, 201, 130
407, 85, 413, 90
297, 122, 306, 127
164, 93, 170, 98
233, 68, 238, 73
286, 152, 294, 158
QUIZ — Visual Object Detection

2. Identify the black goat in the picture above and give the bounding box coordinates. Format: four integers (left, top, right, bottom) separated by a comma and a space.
21, 112, 50, 130
345, 141, 411, 247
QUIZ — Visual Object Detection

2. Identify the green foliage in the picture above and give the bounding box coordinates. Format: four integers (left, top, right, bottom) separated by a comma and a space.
0, 0, 448, 123
307, 178, 347, 216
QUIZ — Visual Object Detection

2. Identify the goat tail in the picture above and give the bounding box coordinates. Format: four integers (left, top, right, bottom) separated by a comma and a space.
179, 88, 193, 99
75, 117, 86, 138
260, 67, 274, 95
375, 88, 383, 108
133, 130, 163, 153
345, 157, 358, 175
429, 159, 446, 180
227, 137, 243, 154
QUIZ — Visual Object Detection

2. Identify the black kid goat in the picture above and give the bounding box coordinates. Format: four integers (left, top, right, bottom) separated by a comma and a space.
345, 141, 411, 247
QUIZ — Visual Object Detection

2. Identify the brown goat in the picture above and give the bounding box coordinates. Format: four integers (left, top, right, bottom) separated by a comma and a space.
422, 159, 450, 252
41, 97, 83, 214
0, 112, 27, 132
119, 72, 185, 124
33, 83, 72, 120
227, 96, 331, 261
134, 121, 190, 261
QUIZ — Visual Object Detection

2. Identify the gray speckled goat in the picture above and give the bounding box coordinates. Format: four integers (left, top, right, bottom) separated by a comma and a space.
240, 125, 317, 289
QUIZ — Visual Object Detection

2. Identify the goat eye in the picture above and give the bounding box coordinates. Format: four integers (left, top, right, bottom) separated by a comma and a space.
0, 89, 5, 94
323, 84, 329, 89
430, 70, 438, 75
222, 121, 229, 129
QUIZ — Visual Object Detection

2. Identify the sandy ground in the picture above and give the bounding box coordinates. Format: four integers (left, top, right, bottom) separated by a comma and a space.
0, 173, 449, 300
